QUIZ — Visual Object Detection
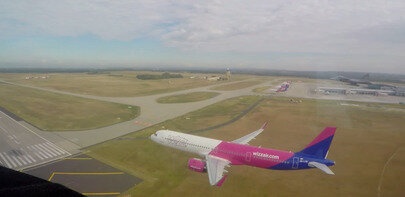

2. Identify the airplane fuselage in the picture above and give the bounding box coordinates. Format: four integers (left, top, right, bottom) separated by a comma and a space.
151, 130, 334, 171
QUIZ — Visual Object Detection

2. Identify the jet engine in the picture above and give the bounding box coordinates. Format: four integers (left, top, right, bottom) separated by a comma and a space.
188, 158, 206, 173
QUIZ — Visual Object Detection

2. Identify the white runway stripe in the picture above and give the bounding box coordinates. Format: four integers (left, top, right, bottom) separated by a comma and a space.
16, 155, 28, 165
44, 143, 65, 156
11, 135, 20, 144
3, 153, 17, 168
48, 142, 68, 154
27, 146, 43, 160
26, 154, 36, 163
22, 155, 33, 163
48, 143, 67, 155
10, 155, 23, 166
45, 142, 67, 155
37, 143, 58, 156
41, 143, 61, 155
33, 145, 53, 158
21, 148, 37, 162
32, 151, 44, 160
0, 153, 13, 168
29, 145, 49, 159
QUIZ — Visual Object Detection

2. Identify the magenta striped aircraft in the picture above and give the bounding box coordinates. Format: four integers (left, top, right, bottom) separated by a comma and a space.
151, 123, 336, 186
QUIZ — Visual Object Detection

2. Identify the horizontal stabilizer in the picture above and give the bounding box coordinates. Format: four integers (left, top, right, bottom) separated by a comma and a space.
308, 162, 334, 175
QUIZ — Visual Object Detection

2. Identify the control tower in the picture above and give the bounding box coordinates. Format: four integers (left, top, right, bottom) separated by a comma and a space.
226, 68, 231, 80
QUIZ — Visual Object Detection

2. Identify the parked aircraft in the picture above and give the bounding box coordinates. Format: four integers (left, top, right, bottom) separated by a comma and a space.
276, 81, 291, 92
150, 123, 336, 186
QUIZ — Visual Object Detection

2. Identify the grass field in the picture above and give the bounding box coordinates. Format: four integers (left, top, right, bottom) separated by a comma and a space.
0, 71, 249, 97
211, 81, 263, 91
87, 96, 404, 196
0, 83, 139, 131
156, 92, 220, 103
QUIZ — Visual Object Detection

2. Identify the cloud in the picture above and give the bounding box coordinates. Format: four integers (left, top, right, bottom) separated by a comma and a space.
0, 0, 405, 73
162, 1, 405, 55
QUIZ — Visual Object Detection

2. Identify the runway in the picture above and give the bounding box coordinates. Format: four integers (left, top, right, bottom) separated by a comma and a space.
0, 110, 71, 170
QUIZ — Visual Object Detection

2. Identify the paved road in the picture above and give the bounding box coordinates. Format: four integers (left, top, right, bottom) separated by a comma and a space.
0, 110, 72, 170
0, 79, 277, 148
7, 77, 402, 151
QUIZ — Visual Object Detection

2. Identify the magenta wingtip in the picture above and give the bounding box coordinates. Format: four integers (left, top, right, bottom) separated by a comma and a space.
261, 122, 269, 129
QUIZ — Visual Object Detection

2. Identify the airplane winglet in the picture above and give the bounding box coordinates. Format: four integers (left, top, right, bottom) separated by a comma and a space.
261, 122, 269, 130
216, 175, 227, 187
232, 122, 269, 145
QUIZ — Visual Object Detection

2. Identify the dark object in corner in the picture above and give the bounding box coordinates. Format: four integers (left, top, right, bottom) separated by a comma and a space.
0, 166, 83, 197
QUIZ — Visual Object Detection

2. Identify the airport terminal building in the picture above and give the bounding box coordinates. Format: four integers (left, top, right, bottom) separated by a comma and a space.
315, 87, 404, 97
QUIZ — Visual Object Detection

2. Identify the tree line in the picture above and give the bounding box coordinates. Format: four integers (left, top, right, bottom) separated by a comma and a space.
136, 72, 183, 80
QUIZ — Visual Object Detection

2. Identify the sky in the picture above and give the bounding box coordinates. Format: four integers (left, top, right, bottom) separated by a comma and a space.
0, 0, 404, 74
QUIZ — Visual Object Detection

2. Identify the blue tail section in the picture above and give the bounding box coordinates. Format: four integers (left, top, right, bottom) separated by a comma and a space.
297, 127, 336, 158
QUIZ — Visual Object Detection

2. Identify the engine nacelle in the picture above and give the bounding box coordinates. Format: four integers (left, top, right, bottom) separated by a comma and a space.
188, 158, 206, 173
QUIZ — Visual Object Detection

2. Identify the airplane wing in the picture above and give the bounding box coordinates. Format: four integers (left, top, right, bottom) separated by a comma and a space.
205, 155, 230, 186
232, 122, 268, 145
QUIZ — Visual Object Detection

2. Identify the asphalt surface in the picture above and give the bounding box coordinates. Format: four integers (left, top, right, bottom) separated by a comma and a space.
26, 154, 141, 196
0, 79, 275, 148
0, 78, 274, 176
0, 110, 71, 170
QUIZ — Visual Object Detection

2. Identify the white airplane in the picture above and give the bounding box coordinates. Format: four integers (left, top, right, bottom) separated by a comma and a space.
151, 123, 336, 186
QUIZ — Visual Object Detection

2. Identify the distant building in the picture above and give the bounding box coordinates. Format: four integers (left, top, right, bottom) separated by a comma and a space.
205, 68, 231, 81
316, 87, 347, 94
315, 87, 395, 96
207, 76, 221, 81
24, 75, 49, 80
395, 87, 405, 97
